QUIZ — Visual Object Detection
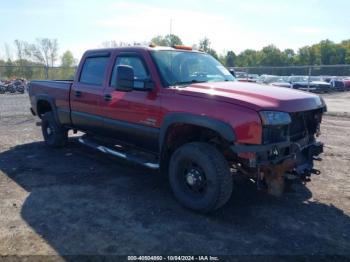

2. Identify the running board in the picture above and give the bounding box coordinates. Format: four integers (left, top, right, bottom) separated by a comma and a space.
78, 137, 159, 170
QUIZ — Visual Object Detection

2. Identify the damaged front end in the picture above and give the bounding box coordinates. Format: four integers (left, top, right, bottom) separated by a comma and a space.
231, 107, 325, 196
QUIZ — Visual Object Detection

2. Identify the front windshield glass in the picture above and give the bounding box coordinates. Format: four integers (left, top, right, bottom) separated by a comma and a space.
151, 50, 235, 86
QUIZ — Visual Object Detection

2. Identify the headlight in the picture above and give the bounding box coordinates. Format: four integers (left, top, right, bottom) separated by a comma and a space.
259, 111, 291, 126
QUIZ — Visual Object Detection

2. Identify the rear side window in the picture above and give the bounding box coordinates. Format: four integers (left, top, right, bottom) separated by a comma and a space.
80, 56, 109, 85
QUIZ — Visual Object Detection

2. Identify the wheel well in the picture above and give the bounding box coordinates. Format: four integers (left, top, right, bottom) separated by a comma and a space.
160, 124, 232, 172
37, 100, 52, 117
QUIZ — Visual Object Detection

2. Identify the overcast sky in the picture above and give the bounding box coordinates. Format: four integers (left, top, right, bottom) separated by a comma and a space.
0, 0, 349, 60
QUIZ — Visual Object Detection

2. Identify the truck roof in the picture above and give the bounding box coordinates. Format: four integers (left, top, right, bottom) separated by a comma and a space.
84, 45, 202, 55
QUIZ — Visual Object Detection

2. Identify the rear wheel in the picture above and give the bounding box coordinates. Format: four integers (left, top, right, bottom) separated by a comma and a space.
41, 112, 68, 147
169, 142, 233, 213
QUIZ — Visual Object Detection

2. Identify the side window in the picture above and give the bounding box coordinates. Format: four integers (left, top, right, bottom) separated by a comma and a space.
111, 56, 149, 88
80, 56, 109, 85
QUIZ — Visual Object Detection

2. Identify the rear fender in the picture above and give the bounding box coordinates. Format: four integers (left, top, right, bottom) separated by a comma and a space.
35, 94, 60, 124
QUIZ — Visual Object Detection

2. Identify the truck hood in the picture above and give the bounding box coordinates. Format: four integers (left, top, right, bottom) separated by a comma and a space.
174, 81, 324, 112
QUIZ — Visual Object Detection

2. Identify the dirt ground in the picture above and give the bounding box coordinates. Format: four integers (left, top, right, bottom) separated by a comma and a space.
322, 91, 350, 117
0, 93, 349, 257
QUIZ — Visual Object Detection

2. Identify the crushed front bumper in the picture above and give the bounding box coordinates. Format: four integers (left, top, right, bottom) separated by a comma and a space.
230, 140, 324, 176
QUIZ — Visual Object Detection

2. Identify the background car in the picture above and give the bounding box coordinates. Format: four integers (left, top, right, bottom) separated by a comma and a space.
12, 79, 26, 93
235, 71, 249, 82
270, 77, 292, 88
291, 76, 331, 93
0, 84, 5, 94
330, 77, 350, 91
257, 74, 281, 85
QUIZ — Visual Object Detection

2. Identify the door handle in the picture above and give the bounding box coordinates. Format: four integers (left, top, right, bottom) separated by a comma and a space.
104, 94, 112, 101
75, 90, 82, 97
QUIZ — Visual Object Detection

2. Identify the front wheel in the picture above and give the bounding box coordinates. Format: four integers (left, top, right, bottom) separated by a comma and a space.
41, 112, 68, 147
169, 142, 233, 213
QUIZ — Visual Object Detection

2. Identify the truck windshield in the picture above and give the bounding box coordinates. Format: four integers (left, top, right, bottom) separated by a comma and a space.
151, 50, 235, 87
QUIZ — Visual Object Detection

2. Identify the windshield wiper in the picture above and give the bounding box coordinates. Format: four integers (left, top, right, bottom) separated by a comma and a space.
171, 79, 207, 87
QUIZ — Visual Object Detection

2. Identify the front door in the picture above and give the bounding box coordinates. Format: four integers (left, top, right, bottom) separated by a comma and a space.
101, 52, 160, 152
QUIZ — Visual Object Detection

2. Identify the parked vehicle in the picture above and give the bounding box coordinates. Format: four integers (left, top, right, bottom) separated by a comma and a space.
28, 46, 326, 212
344, 79, 350, 90
0, 79, 27, 94
270, 77, 292, 88
0, 84, 5, 94
235, 71, 249, 82
237, 73, 259, 82
246, 74, 258, 82
5, 83, 16, 93
291, 76, 331, 93
13, 79, 26, 93
257, 75, 280, 85
228, 68, 236, 77
330, 77, 350, 91
288, 75, 308, 84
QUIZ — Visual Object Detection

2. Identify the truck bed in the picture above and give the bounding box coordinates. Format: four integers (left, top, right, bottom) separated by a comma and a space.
29, 80, 73, 124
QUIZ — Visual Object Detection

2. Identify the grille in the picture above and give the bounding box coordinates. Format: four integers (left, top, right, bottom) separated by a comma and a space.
289, 109, 322, 142
262, 108, 322, 144
289, 113, 307, 141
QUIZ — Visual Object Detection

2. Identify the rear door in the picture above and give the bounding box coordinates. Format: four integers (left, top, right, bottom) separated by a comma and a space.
70, 52, 110, 132
101, 51, 161, 152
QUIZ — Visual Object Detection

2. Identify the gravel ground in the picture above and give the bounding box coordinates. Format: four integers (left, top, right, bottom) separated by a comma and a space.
0, 93, 349, 258
0, 93, 30, 118
323, 91, 350, 117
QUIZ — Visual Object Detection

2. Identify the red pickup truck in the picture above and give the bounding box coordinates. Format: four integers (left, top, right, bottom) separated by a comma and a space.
28, 45, 326, 212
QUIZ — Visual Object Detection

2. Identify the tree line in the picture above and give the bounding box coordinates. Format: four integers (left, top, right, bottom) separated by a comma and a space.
149, 35, 350, 68
0, 38, 76, 80
1, 36, 350, 80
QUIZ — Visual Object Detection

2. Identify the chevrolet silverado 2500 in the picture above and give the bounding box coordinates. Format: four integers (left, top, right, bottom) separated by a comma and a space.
28, 45, 326, 212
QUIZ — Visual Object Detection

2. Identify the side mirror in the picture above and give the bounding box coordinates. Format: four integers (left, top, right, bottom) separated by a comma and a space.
116, 65, 134, 92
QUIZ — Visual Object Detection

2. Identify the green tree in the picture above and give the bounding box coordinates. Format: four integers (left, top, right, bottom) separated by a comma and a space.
199, 37, 211, 52
296, 46, 310, 65
4, 59, 14, 78
151, 34, 182, 46
224, 51, 236, 67
296, 45, 320, 65
259, 45, 283, 66
341, 40, 350, 64
282, 49, 295, 66
60, 50, 76, 79
236, 49, 259, 66
319, 39, 337, 65
30, 38, 58, 67
199, 37, 219, 60
207, 49, 219, 60
61, 50, 76, 67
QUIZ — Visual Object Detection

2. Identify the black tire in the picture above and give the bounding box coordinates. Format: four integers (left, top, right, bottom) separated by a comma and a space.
169, 142, 233, 213
41, 112, 68, 147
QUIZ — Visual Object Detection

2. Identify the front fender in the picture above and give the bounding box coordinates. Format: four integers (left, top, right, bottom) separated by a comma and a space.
159, 113, 236, 152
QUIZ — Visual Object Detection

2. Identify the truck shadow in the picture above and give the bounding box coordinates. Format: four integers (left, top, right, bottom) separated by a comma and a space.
0, 140, 349, 255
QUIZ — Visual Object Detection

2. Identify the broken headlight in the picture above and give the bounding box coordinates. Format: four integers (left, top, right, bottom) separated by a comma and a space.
259, 111, 291, 126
